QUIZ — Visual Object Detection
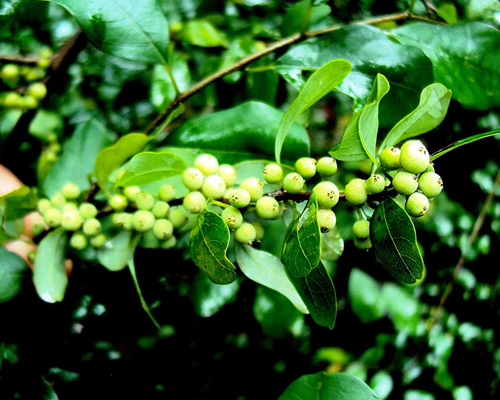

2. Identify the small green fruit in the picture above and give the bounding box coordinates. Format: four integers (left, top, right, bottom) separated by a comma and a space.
158, 184, 176, 202
152, 201, 170, 218
112, 212, 133, 230
132, 210, 155, 232
418, 172, 443, 198
160, 235, 177, 249
316, 157, 338, 177
124, 186, 141, 202
234, 223, 257, 245
218, 165, 237, 187
229, 188, 251, 208
240, 178, 265, 201
135, 193, 154, 211
400, 140, 430, 174
3, 92, 22, 108
392, 171, 419, 196
354, 237, 372, 250
153, 219, 174, 240
28, 82, 47, 100
344, 178, 368, 206
51, 192, 66, 207
295, 157, 317, 180
31, 223, 45, 237
90, 233, 107, 248
365, 174, 385, 194
283, 173, 304, 194
221, 206, 243, 229
379, 147, 401, 170
194, 154, 219, 176
256, 196, 280, 220
62, 183, 81, 200
183, 191, 206, 214
44, 207, 62, 227
21, 95, 38, 109
82, 218, 102, 237
201, 175, 226, 199
252, 223, 265, 241
352, 220, 370, 240
110, 194, 128, 211
182, 168, 204, 191
313, 181, 339, 209
61, 209, 84, 231
318, 209, 336, 232
405, 192, 430, 217
37, 198, 52, 215
70, 232, 88, 250
79, 202, 98, 219
1, 64, 19, 80
168, 207, 190, 229
262, 163, 283, 184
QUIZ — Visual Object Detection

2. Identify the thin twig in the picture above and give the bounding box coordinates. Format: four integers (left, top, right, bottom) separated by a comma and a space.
0, 54, 42, 64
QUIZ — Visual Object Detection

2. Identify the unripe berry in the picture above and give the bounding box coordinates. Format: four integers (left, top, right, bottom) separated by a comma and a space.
28, 251, 37, 264
110, 194, 128, 211
221, 206, 243, 229
405, 192, 430, 217
37, 58, 51, 69
62, 183, 81, 200
79, 202, 98, 219
168, 207, 190, 229
158, 184, 176, 202
44, 207, 62, 228
61, 209, 84, 231
234, 223, 257, 245
1, 64, 19, 80
153, 219, 174, 240
316, 157, 338, 177
352, 220, 370, 240
201, 175, 226, 199
194, 154, 219, 176
70, 232, 88, 250
256, 196, 280, 220
252, 223, 265, 241
3, 92, 22, 108
63, 203, 78, 212
28, 82, 47, 100
354, 237, 372, 250
425, 163, 435, 173
313, 181, 340, 209
392, 171, 419, 196
37, 198, 52, 215
379, 147, 401, 170
21, 95, 38, 109
182, 168, 204, 191
262, 163, 283, 184
283, 173, 305, 194
31, 223, 45, 237
112, 212, 133, 230
400, 140, 430, 174
152, 201, 170, 218
90, 233, 107, 248
51, 192, 66, 207
132, 210, 155, 232
418, 172, 443, 198
82, 218, 101, 237
295, 157, 317, 180
135, 193, 154, 211
229, 188, 251, 208
365, 174, 385, 194
160, 235, 177, 249
240, 177, 264, 201
218, 164, 237, 187
183, 191, 206, 214
124, 186, 141, 202
318, 209, 336, 232
344, 178, 368, 206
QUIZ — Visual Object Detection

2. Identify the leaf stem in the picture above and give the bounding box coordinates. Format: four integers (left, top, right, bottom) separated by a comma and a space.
165, 64, 181, 96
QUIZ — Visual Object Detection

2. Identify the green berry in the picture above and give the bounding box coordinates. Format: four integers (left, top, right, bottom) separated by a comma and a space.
313, 181, 340, 209
160, 235, 177, 249
283, 173, 305, 194
194, 154, 219, 176
132, 210, 155, 232
61, 209, 84, 231
418, 172, 443, 198
63, 203, 79, 213
51, 192, 66, 207
354, 237, 372, 250
37, 198, 52, 215
3, 92, 22, 108
1, 64, 19, 80
31, 223, 45, 237
22, 95, 38, 109
252, 223, 265, 241
344, 178, 368, 206
229, 188, 251, 208
158, 184, 176, 202
262, 163, 283, 184
135, 193, 154, 211
112, 212, 133, 230
405, 192, 430, 217
425, 163, 435, 173
183, 191, 206, 214
124, 186, 141, 202
316, 157, 338, 177
256, 196, 280, 220
82, 218, 101, 237
392, 171, 419, 196
318, 209, 336, 233
295, 157, 317, 180
28, 251, 37, 264
400, 140, 430, 174
152, 201, 170, 218
218, 164, 237, 187
353, 220, 370, 240
182, 168, 204, 191
62, 183, 81, 200
110, 194, 128, 211
28, 82, 47, 100
365, 174, 385, 194
240, 177, 265, 201
221, 206, 243, 229
44, 207, 62, 227
70, 232, 88, 250
201, 175, 226, 199
90, 233, 107, 248
79, 202, 98, 219
153, 219, 174, 240
168, 207, 190, 229
379, 147, 401, 170
37, 58, 51, 69
234, 223, 257, 245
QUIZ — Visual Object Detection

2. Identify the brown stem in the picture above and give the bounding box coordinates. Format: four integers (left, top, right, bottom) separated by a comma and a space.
0, 54, 43, 65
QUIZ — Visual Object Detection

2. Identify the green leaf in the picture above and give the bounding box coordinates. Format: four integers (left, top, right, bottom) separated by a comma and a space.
391, 22, 500, 110
369, 371, 393, 400
330, 74, 389, 163
278, 372, 379, 400
43, 119, 113, 198
29, 110, 63, 140
348, 269, 386, 323
95, 133, 151, 193
97, 230, 133, 271
286, 262, 337, 329
115, 151, 187, 187
275, 59, 351, 163
430, 129, 500, 161
47, 0, 169, 64
189, 207, 236, 285
0, 186, 38, 222
150, 56, 191, 112
281, 192, 321, 277
33, 228, 68, 303
0, 246, 28, 303
281, 0, 313, 37
190, 272, 240, 318
235, 243, 308, 314
371, 198, 424, 284
165, 101, 310, 164
381, 83, 452, 150
180, 20, 227, 47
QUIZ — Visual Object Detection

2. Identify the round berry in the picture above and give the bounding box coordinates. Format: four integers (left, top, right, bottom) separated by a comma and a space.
316, 157, 338, 177
70, 232, 88, 250
201, 175, 226, 199
218, 164, 237, 187
112, 212, 133, 230
379, 147, 401, 171
194, 154, 219, 176
61, 209, 84, 231
153, 219, 174, 240
1, 64, 19, 80
124, 186, 141, 202
262, 163, 283, 184
22, 95, 38, 109
160, 235, 177, 249
51, 192, 66, 207
221, 206, 243, 230
418, 172, 443, 198
28, 250, 37, 264
234, 223, 257, 245
183, 191, 206, 214
168, 207, 190, 229
62, 183, 81, 200
405, 192, 430, 217
256, 196, 280, 220
28, 82, 47, 100
283, 173, 305, 194
425, 163, 435, 173
62, 203, 79, 213
158, 184, 176, 202
344, 178, 368, 206
365, 174, 385, 194
90, 233, 107, 248
44, 207, 62, 228
352, 220, 370, 240
252, 223, 265, 241
240, 177, 264, 201
135, 193, 154, 211
82, 218, 102, 237
400, 140, 430, 174
392, 171, 419, 196
354, 237, 372, 250
182, 168, 204, 191
229, 188, 251, 208
295, 157, 317, 180
3, 92, 22, 108
31, 223, 45, 237
318, 209, 336, 232
313, 181, 340, 209
110, 194, 128, 211
79, 202, 98, 219
132, 210, 155, 232
37, 58, 51, 69
152, 201, 170, 218
37, 198, 52, 215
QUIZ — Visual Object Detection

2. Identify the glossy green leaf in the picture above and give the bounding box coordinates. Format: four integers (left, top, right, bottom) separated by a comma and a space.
29, 110, 63, 140
371, 198, 424, 284
391, 22, 500, 110
0, 186, 37, 222
281, 0, 313, 37
275, 59, 351, 163
431, 129, 500, 161
348, 269, 386, 323
97, 230, 133, 271
381, 83, 452, 149
180, 20, 227, 47
33, 228, 68, 303
235, 243, 308, 314
95, 133, 151, 193
278, 372, 379, 400
47, 0, 169, 64
115, 151, 186, 187
190, 207, 236, 285
44, 119, 113, 198
330, 74, 389, 163
165, 101, 310, 164
190, 272, 240, 318
281, 192, 321, 277
0, 246, 28, 303
286, 262, 337, 329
